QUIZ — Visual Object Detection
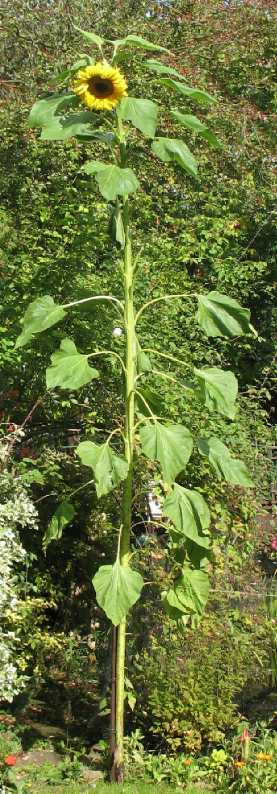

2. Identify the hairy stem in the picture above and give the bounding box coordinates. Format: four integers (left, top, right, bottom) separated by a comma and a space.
112, 195, 136, 782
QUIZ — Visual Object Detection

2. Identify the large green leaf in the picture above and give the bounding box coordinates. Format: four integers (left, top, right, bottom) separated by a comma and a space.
46, 338, 99, 391
118, 97, 158, 139
171, 110, 222, 148
28, 93, 78, 128
93, 560, 144, 626
15, 296, 66, 349
139, 421, 193, 483
143, 59, 188, 80
196, 291, 251, 337
159, 78, 216, 105
163, 484, 210, 547
82, 161, 140, 201
73, 26, 105, 47
110, 34, 170, 53
163, 568, 210, 620
77, 440, 128, 497
194, 367, 238, 420
40, 111, 98, 141
151, 137, 197, 178
198, 436, 254, 487
44, 502, 75, 549
165, 568, 210, 617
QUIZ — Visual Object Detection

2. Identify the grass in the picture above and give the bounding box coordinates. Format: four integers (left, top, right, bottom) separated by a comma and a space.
31, 784, 208, 794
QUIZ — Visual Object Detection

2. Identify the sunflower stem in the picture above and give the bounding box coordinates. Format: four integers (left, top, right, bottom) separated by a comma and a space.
111, 126, 136, 780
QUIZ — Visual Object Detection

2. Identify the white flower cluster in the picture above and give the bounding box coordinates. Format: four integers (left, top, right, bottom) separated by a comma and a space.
0, 463, 38, 702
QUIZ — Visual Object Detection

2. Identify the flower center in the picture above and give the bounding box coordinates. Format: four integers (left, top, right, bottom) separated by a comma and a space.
89, 77, 114, 98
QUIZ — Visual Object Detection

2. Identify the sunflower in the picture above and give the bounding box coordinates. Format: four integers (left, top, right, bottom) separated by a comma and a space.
73, 62, 127, 111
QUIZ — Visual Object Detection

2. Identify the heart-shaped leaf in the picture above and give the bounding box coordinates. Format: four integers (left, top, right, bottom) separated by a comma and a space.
82, 161, 140, 200
194, 367, 238, 420
196, 292, 251, 337
93, 560, 144, 625
163, 483, 210, 547
139, 421, 193, 483
46, 338, 99, 390
198, 436, 254, 486
77, 440, 128, 497
152, 137, 197, 178
118, 97, 158, 138
15, 296, 66, 349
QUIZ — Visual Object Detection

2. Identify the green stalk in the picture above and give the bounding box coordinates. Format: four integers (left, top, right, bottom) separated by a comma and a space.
112, 192, 136, 782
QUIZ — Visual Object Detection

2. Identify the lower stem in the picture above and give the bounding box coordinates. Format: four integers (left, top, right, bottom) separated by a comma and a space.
112, 196, 136, 782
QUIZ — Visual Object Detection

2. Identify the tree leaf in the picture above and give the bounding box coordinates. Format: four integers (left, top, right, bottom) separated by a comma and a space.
110, 34, 170, 53
198, 436, 254, 487
159, 78, 216, 105
165, 569, 210, 616
196, 291, 251, 337
15, 296, 66, 349
28, 93, 78, 128
92, 560, 144, 625
151, 137, 198, 178
139, 421, 193, 483
143, 59, 188, 80
73, 26, 105, 47
171, 110, 223, 148
118, 97, 158, 138
77, 440, 128, 497
82, 161, 140, 200
46, 338, 99, 390
44, 502, 75, 549
194, 367, 238, 420
163, 483, 211, 547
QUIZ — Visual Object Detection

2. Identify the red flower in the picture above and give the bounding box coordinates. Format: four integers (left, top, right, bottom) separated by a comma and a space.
271, 537, 277, 551
4, 755, 17, 766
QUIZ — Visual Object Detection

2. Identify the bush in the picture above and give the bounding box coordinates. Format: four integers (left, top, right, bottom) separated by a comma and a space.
130, 605, 270, 752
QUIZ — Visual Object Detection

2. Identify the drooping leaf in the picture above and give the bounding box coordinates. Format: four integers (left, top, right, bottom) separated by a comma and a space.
82, 161, 140, 201
28, 93, 78, 128
40, 111, 98, 141
194, 367, 238, 420
152, 137, 197, 178
118, 97, 158, 138
46, 338, 99, 390
15, 296, 66, 349
159, 78, 216, 105
165, 569, 210, 616
196, 291, 252, 337
143, 59, 188, 80
110, 34, 170, 53
171, 110, 223, 148
198, 436, 254, 487
44, 502, 75, 549
73, 26, 105, 47
92, 560, 144, 625
139, 421, 193, 483
137, 350, 152, 373
77, 440, 128, 497
136, 387, 164, 416
163, 483, 210, 547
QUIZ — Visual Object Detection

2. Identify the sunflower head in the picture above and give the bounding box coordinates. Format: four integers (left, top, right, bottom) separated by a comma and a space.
73, 62, 127, 111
